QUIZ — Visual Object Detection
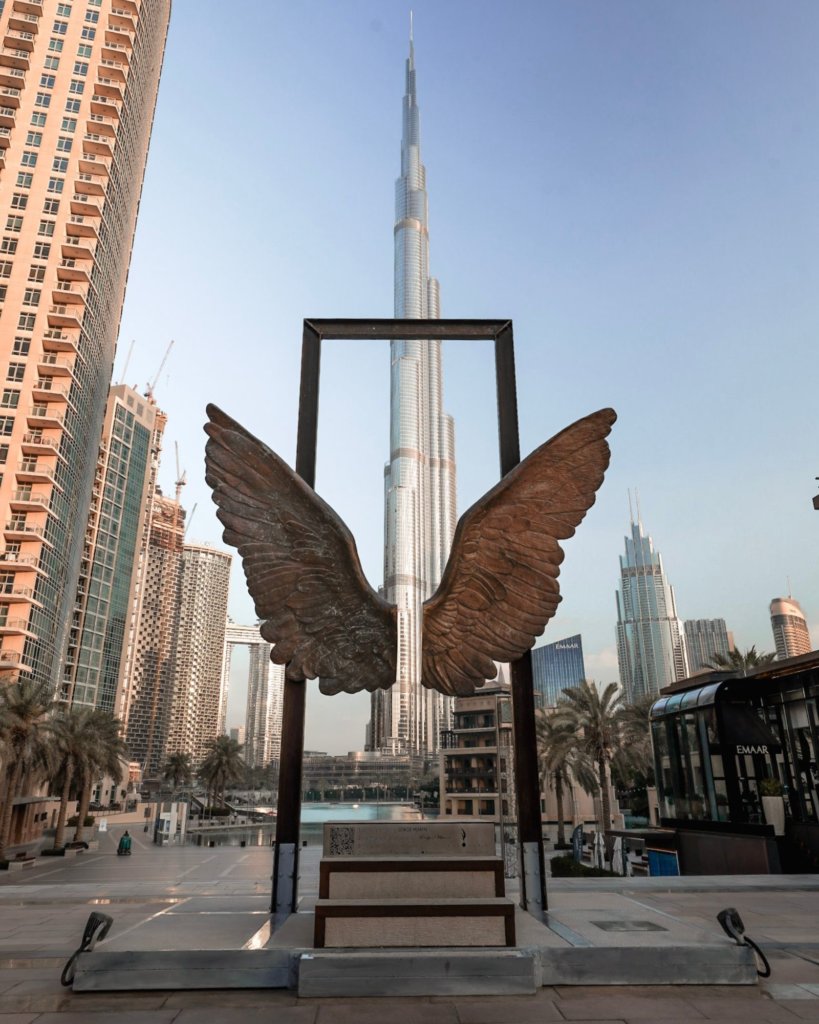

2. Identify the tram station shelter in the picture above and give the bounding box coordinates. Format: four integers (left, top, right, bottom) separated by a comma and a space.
649, 650, 819, 874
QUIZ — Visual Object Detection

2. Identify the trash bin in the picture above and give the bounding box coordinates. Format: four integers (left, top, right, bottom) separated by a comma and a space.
240, 840, 246, 848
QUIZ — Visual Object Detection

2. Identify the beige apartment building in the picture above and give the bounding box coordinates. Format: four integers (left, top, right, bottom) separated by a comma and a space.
0, 0, 170, 693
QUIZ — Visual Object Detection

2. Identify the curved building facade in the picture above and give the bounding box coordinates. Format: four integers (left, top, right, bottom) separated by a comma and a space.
770, 597, 811, 660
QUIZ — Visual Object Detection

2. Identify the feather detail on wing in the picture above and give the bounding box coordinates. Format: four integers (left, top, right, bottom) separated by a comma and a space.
422, 408, 616, 697
204, 405, 396, 695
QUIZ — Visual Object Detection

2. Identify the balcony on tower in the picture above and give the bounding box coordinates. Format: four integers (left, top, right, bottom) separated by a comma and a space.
109, 8, 137, 32
79, 151, 111, 177
8, 10, 39, 35
71, 193, 102, 218
52, 280, 88, 305
0, 125, 11, 148
0, 66, 27, 90
62, 237, 96, 261
9, 489, 49, 513
27, 404, 65, 430
98, 57, 126, 82
90, 94, 119, 120
101, 42, 130, 66
93, 79, 123, 103
32, 378, 70, 405
86, 113, 116, 139
3, 27, 36, 52
0, 48, 30, 72
48, 305, 82, 330
21, 431, 61, 457
0, 612, 37, 638
0, 104, 17, 128
0, 87, 21, 107
42, 328, 79, 355
0, 648, 33, 673
16, 460, 56, 486
11, 0, 43, 15
56, 259, 90, 285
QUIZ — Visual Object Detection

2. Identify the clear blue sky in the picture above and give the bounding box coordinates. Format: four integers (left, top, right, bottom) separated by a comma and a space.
117, 1, 819, 753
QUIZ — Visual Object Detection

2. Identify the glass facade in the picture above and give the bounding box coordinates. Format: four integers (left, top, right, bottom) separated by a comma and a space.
651, 661, 819, 829
531, 634, 586, 707
616, 519, 688, 703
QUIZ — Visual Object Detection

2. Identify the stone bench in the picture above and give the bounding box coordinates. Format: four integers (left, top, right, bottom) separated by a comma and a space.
4, 857, 38, 872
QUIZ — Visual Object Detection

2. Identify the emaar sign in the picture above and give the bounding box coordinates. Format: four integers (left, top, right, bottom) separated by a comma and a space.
735, 744, 769, 756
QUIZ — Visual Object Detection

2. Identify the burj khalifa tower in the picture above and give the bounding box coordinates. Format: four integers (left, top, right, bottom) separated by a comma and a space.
369, 28, 457, 758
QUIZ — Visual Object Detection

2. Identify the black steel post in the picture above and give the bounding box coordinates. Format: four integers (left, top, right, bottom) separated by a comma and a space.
494, 322, 548, 918
271, 322, 321, 923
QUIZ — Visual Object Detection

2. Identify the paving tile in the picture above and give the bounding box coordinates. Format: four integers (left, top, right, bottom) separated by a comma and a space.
33, 1013, 180, 1024
0, 1015, 40, 1023
162, 989, 298, 1008
452, 995, 565, 1022
315, 1000, 458, 1024
684, 996, 801, 1019
764, 985, 819, 1001
174, 1009, 315, 1024
771, 1004, 819, 1021
557, 995, 704, 1019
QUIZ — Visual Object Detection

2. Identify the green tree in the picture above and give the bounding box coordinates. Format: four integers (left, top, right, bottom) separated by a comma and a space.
0, 680, 54, 861
72, 711, 126, 843
536, 710, 597, 847
705, 646, 776, 676
613, 694, 656, 787
199, 736, 245, 810
555, 680, 622, 833
49, 707, 104, 851
163, 752, 193, 796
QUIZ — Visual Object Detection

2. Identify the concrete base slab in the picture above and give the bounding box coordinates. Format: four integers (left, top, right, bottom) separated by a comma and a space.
298, 949, 537, 997
537, 944, 757, 986
72, 948, 294, 991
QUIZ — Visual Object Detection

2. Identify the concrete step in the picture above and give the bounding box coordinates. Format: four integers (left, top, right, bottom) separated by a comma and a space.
72, 948, 293, 991
315, 896, 516, 948
537, 944, 756, 986
299, 948, 537, 997
320, 855, 505, 900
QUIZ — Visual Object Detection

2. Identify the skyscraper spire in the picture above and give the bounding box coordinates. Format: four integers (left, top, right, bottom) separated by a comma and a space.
370, 26, 457, 756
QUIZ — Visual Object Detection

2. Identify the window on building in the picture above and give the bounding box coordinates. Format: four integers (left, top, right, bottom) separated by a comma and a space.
30, 112, 47, 127
53, 20, 68, 33
42, 199, 60, 215
68, 80, 84, 95
40, 74, 56, 89
17, 314, 36, 331
81, 26, 95, 40
0, 418, 15, 437
32, 243, 50, 259
0, 445, 9, 465
25, 131, 42, 147
0, 285, 6, 302
48, 39, 64, 52
44, 56, 60, 70
56, 137, 72, 153
0, 262, 11, 278
52, 157, 68, 172
21, 152, 38, 168
28, 265, 46, 282
85, 10, 99, 21
10, 194, 28, 210
22, 289, 40, 307
61, 117, 77, 132
35, 93, 51, 109
12, 338, 30, 356
77, 44, 92, 58
47, 177, 64, 194
0, 238, 18, 255
57, 2, 72, 13
65, 98, 81, 113
16, 173, 33, 188
5, 217, 23, 233
6, 364, 25, 383
73, 62, 88, 76
1, 390, 20, 410
37, 221, 55, 238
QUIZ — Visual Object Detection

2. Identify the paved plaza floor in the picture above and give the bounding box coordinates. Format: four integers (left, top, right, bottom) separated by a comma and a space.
1, 826, 818, 1021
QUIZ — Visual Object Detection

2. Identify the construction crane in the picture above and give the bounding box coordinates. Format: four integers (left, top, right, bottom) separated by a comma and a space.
174, 441, 187, 502
145, 339, 174, 403
117, 339, 135, 386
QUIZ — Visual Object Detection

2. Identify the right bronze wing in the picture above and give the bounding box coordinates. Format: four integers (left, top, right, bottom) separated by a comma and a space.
204, 405, 396, 695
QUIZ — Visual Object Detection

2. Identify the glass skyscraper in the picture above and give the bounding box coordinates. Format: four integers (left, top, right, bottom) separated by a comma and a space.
616, 517, 688, 703
531, 635, 586, 707
370, 31, 457, 757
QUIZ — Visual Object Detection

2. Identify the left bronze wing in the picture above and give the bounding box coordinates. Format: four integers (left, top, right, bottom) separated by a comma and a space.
422, 408, 616, 696
205, 405, 396, 695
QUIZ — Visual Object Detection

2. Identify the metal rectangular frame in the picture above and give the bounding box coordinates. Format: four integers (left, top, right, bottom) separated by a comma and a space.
271, 318, 547, 924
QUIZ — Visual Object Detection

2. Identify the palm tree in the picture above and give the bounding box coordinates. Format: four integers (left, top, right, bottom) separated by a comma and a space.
49, 707, 101, 851
705, 646, 776, 676
163, 752, 193, 797
613, 694, 656, 787
199, 736, 245, 811
536, 710, 597, 847
0, 680, 54, 861
72, 711, 126, 844
555, 679, 622, 833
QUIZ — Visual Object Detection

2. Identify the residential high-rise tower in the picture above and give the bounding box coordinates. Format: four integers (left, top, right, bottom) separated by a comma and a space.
770, 597, 811, 660
0, 0, 171, 693
531, 635, 586, 708
683, 618, 732, 675
370, 29, 457, 757
616, 515, 688, 702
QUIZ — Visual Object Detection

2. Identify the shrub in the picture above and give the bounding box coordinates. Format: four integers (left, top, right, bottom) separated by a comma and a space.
549, 854, 617, 878
759, 778, 783, 797
67, 815, 95, 827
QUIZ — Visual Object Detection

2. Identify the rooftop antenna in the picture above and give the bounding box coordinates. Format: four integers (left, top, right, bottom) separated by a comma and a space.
183, 502, 197, 539
410, 9, 413, 42
145, 339, 174, 403
627, 488, 634, 527
635, 487, 642, 527
118, 339, 135, 386
787, 575, 792, 598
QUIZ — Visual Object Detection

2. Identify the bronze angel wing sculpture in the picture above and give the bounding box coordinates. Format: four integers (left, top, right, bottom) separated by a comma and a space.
205, 404, 615, 698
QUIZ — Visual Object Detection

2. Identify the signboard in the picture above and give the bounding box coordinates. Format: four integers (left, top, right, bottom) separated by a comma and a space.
98, 818, 108, 832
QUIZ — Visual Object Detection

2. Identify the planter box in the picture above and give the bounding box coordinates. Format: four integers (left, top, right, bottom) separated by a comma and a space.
761, 795, 785, 836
